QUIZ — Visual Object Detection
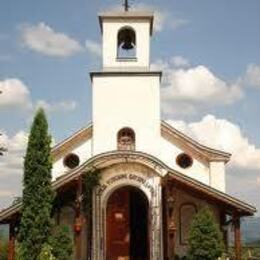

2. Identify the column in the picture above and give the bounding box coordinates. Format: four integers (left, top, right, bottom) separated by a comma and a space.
7, 221, 15, 260
233, 213, 241, 260
164, 181, 177, 260
220, 212, 228, 253
74, 176, 83, 260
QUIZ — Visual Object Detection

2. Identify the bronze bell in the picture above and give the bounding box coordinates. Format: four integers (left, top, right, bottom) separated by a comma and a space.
121, 35, 134, 50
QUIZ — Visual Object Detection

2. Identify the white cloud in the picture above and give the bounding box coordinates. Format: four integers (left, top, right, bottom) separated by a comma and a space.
152, 59, 243, 116
35, 100, 77, 113
244, 64, 260, 88
0, 190, 15, 198
132, 4, 188, 32
0, 131, 28, 176
20, 22, 83, 57
0, 78, 77, 113
153, 9, 167, 32
257, 177, 260, 186
162, 65, 242, 103
167, 115, 260, 170
0, 79, 31, 109
171, 56, 190, 68
85, 39, 102, 57
103, 4, 188, 33
0, 131, 27, 207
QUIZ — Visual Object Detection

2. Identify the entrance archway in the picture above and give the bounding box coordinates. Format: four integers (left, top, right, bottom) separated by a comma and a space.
106, 186, 149, 260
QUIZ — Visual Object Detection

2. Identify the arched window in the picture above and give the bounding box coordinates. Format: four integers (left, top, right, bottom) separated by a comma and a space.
179, 203, 197, 244
117, 27, 136, 59
117, 128, 135, 151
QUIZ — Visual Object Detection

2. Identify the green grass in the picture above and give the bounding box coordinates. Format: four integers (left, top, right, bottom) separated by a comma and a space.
228, 246, 260, 259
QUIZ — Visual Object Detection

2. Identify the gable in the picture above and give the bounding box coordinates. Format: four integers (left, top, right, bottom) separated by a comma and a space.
51, 124, 92, 180
161, 120, 231, 163
51, 124, 92, 161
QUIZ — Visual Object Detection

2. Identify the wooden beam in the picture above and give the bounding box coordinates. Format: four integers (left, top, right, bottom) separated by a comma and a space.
162, 186, 169, 260
164, 182, 177, 259
220, 212, 228, 253
233, 213, 242, 260
7, 221, 15, 260
74, 177, 83, 260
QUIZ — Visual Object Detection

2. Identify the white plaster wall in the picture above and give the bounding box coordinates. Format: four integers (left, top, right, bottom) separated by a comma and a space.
92, 75, 161, 157
174, 188, 221, 257
102, 20, 150, 68
210, 161, 226, 192
159, 137, 210, 186
52, 139, 92, 180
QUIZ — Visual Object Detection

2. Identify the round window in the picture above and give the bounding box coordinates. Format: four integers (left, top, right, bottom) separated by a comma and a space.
63, 153, 80, 169
176, 153, 193, 169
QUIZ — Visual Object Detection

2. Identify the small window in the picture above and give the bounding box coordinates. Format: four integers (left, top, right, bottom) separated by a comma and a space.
176, 153, 193, 169
63, 153, 80, 169
117, 128, 135, 151
117, 27, 136, 59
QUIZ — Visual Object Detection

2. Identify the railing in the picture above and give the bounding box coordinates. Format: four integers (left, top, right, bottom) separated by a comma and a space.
227, 246, 260, 260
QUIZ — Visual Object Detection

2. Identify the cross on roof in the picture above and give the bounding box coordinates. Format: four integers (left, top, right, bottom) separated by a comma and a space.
123, 0, 130, 11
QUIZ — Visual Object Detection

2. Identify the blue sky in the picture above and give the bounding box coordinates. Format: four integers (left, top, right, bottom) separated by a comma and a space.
0, 0, 260, 216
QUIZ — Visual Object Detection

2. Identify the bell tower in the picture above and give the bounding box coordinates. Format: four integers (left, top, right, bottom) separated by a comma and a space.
100, 11, 153, 69
91, 9, 162, 156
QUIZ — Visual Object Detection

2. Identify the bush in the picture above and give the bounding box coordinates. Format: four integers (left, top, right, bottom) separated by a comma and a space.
187, 207, 224, 260
50, 225, 73, 260
37, 244, 56, 260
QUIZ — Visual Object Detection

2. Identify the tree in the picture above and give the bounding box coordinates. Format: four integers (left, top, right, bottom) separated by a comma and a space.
18, 108, 54, 260
187, 207, 224, 260
50, 225, 73, 260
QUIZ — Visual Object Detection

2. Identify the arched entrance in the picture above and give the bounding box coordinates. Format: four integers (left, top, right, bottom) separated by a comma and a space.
106, 186, 150, 260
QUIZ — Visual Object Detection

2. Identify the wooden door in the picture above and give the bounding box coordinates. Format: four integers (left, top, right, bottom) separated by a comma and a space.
106, 188, 130, 260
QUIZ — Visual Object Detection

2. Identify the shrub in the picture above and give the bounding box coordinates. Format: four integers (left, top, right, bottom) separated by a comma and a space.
187, 207, 224, 260
37, 244, 56, 260
50, 225, 73, 260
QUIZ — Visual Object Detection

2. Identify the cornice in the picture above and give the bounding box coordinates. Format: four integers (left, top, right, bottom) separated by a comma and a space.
0, 151, 255, 223
161, 120, 231, 163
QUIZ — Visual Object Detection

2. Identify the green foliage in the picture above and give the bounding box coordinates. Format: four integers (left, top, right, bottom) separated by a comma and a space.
18, 109, 55, 260
49, 225, 73, 260
0, 231, 8, 260
37, 244, 56, 260
187, 207, 224, 260
84, 169, 101, 214
84, 169, 101, 259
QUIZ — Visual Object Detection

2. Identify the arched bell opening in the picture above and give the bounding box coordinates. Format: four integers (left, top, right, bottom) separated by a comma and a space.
106, 186, 150, 260
117, 27, 136, 59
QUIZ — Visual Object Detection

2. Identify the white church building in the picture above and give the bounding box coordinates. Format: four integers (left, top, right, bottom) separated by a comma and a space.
0, 7, 256, 260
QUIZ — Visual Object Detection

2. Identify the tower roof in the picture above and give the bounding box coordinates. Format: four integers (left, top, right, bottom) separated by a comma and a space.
98, 11, 154, 35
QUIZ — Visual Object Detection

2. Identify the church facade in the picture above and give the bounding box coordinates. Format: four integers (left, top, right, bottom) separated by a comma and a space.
0, 9, 256, 260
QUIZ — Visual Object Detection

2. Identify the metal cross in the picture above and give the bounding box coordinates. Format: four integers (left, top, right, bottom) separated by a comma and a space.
123, 0, 130, 11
